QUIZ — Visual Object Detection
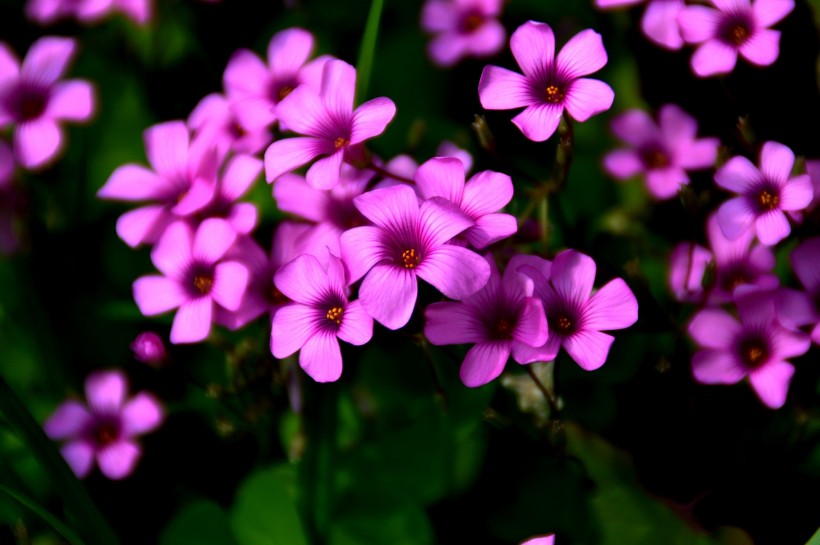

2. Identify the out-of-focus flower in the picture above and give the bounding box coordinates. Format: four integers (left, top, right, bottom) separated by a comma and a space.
340, 184, 490, 330
130, 332, 167, 366
420, 0, 506, 67
777, 237, 820, 345
478, 21, 614, 142
678, 0, 794, 77
133, 219, 249, 344
188, 93, 272, 159
604, 104, 719, 200
44, 370, 163, 479
595, 0, 685, 50
521, 536, 555, 545
264, 60, 397, 189
271, 253, 373, 382
26, 0, 151, 25
0, 37, 94, 169
195, 154, 263, 236
424, 254, 548, 387
688, 289, 810, 409
715, 141, 812, 246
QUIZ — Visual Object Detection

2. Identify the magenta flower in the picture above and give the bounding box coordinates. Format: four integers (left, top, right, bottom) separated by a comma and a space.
604, 104, 719, 199
517, 250, 639, 370
44, 370, 163, 479
668, 241, 713, 303
677, 0, 794, 77
133, 219, 249, 344
688, 290, 810, 408
414, 157, 517, 249
715, 141, 813, 246
271, 253, 373, 382
26, 0, 150, 25
0, 37, 94, 169
97, 121, 219, 247
195, 153, 263, 235
478, 21, 614, 142
420, 0, 506, 67
777, 237, 820, 345
595, 0, 685, 50
188, 93, 272, 158
264, 60, 397, 189
131, 332, 167, 366
521, 536, 555, 545
340, 184, 490, 330
424, 254, 548, 387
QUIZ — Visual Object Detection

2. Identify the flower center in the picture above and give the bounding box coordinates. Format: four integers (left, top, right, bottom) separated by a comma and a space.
268, 285, 289, 306
757, 189, 779, 211
229, 120, 246, 138
334, 137, 348, 149
277, 85, 294, 102
641, 148, 669, 169
194, 274, 213, 294
92, 421, 120, 447
728, 24, 750, 45
556, 315, 573, 334
461, 12, 484, 33
739, 337, 768, 370
545, 84, 564, 104
326, 306, 344, 325
401, 248, 420, 269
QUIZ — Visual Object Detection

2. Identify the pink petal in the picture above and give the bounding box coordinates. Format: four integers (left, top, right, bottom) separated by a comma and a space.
658, 103, 697, 147
44, 401, 91, 440
274, 253, 332, 304
755, 210, 790, 246
115, 205, 169, 248
462, 19, 506, 57
556, 29, 608, 79
271, 303, 319, 358
46, 80, 94, 121
717, 196, 756, 240
563, 329, 615, 371
460, 341, 512, 387
133, 275, 187, 315
791, 238, 820, 293
299, 331, 343, 383
171, 178, 216, 217
688, 308, 741, 348
170, 297, 213, 344
337, 299, 373, 345
424, 301, 486, 345
121, 393, 163, 437
221, 154, 262, 200
563, 78, 614, 122
511, 297, 549, 349
193, 218, 236, 264
267, 28, 315, 79
226, 203, 258, 235
748, 360, 794, 409
603, 150, 644, 180
144, 121, 190, 180
779, 175, 813, 211
462, 170, 514, 217
85, 370, 127, 413
353, 184, 419, 230
340, 226, 388, 283
211, 261, 249, 311
21, 37, 75, 85
419, 197, 473, 247
512, 333, 560, 366
690, 40, 738, 77
668, 243, 712, 303
264, 137, 325, 183
583, 278, 638, 331
611, 109, 657, 146
117, 0, 151, 24
521, 536, 555, 545
595, 0, 643, 7
678, 138, 719, 169
233, 97, 277, 131
677, 5, 720, 43
776, 288, 816, 329
276, 85, 327, 137
223, 49, 268, 99
416, 245, 490, 300
510, 20, 555, 79
14, 119, 61, 169
0, 44, 19, 85
691, 348, 747, 384
98, 165, 166, 201
415, 156, 465, 203
350, 97, 396, 145
714, 155, 760, 193
512, 103, 563, 142
360, 263, 417, 330
550, 250, 596, 306
646, 167, 689, 199
773, 325, 811, 359
151, 221, 193, 277
466, 213, 518, 248
753, 0, 794, 27
641, 0, 685, 49
428, 34, 469, 68
61, 441, 94, 479
273, 173, 328, 222
739, 29, 780, 66
320, 60, 355, 120
421, 0, 457, 32
97, 441, 141, 480
477, 66, 534, 110
306, 149, 343, 189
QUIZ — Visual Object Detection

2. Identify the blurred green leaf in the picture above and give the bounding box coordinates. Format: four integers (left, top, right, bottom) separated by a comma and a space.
355, 0, 385, 102
0, 484, 87, 545
159, 500, 237, 545
806, 527, 820, 545
329, 499, 434, 545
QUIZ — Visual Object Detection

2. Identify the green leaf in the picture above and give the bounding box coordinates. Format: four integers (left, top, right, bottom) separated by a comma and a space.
806, 527, 820, 545
0, 484, 87, 545
230, 465, 308, 545
160, 500, 237, 545
355, 0, 385, 102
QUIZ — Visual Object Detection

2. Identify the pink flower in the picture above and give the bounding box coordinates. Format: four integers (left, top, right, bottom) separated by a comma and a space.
517, 250, 638, 370
521, 536, 555, 545
194, 153, 263, 236
478, 21, 614, 142
26, 0, 151, 25
188, 93, 272, 158
133, 219, 249, 344
678, 0, 794, 77
604, 104, 719, 200
264, 60, 397, 189
688, 289, 810, 409
777, 237, 820, 345
424, 254, 548, 387
595, 0, 685, 50
414, 157, 517, 248
715, 141, 813, 246
131, 332, 167, 366
340, 184, 491, 330
0, 37, 94, 169
271, 253, 373, 382
420, 0, 506, 67
44, 370, 163, 479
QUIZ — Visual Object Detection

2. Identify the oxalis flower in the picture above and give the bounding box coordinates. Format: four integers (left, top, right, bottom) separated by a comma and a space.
677, 0, 794, 77
478, 20, 614, 142
777, 237, 820, 345
688, 289, 810, 409
715, 141, 813, 246
594, 0, 686, 50
271, 253, 373, 382
44, 370, 163, 479
424, 254, 548, 388
420, 0, 506, 67
264, 59, 397, 189
340, 184, 491, 330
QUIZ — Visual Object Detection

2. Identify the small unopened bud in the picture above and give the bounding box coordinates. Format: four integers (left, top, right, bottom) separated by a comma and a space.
131, 332, 166, 367
471, 114, 495, 154
678, 184, 698, 214
737, 115, 755, 146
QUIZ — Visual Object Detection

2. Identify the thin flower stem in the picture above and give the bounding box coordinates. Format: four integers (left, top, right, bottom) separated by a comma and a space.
524, 364, 559, 417
417, 336, 448, 410
365, 161, 416, 185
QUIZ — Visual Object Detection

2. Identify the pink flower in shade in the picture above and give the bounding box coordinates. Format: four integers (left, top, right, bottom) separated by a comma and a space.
776, 238, 820, 345
271, 253, 373, 382
26, 0, 150, 25
478, 21, 614, 142
0, 37, 94, 170
688, 289, 810, 409
188, 93, 272, 159
264, 60, 397, 189
414, 157, 517, 249
715, 141, 813, 246
381, 140, 474, 189
516, 250, 639, 370
195, 154, 263, 236
131, 332, 167, 366
43, 370, 163, 480
806, 159, 820, 205
223, 28, 329, 131
595, 0, 685, 50
420, 0, 506, 67
133, 219, 249, 344
668, 214, 778, 304
677, 0, 794, 77
0, 141, 19, 255
604, 104, 719, 200
424, 254, 548, 387
340, 184, 491, 330
97, 121, 219, 248
521, 536, 555, 545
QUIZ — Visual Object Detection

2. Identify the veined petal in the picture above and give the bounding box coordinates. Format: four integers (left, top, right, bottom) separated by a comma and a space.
465, 213, 518, 249
556, 29, 608, 79
273, 173, 328, 222
583, 278, 638, 331
193, 218, 236, 264
550, 250, 596, 306
779, 175, 813, 211
715, 155, 761, 193
563, 329, 614, 370
691, 348, 746, 384
511, 297, 548, 349
510, 21, 555, 80
98, 165, 166, 201
46, 80, 94, 121
462, 170, 513, 216
690, 40, 738, 77
477, 65, 534, 110
268, 28, 315, 79
755, 210, 790, 246
340, 226, 388, 283
97, 441, 140, 480
415, 157, 465, 204
460, 341, 511, 387
739, 29, 780, 66
353, 184, 419, 231
563, 78, 614, 122
350, 97, 396, 145
170, 297, 213, 344
264, 137, 325, 182
511, 103, 563, 142
85, 370, 127, 413
306, 149, 344, 189
21, 37, 75, 86
748, 360, 794, 409
121, 393, 164, 437
717, 197, 756, 240
133, 275, 186, 315
212, 261, 249, 311
44, 401, 91, 440
513, 333, 561, 364
144, 121, 189, 180
419, 197, 473, 248
424, 301, 486, 345
360, 263, 417, 330
417, 245, 490, 300
300, 331, 343, 383
271, 303, 319, 358
14, 119, 62, 169
320, 60, 356, 120
275, 253, 332, 304
275, 85, 327, 137
337, 300, 373, 345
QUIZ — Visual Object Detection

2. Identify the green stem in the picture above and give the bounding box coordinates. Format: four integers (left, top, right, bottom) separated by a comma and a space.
355, 0, 386, 103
